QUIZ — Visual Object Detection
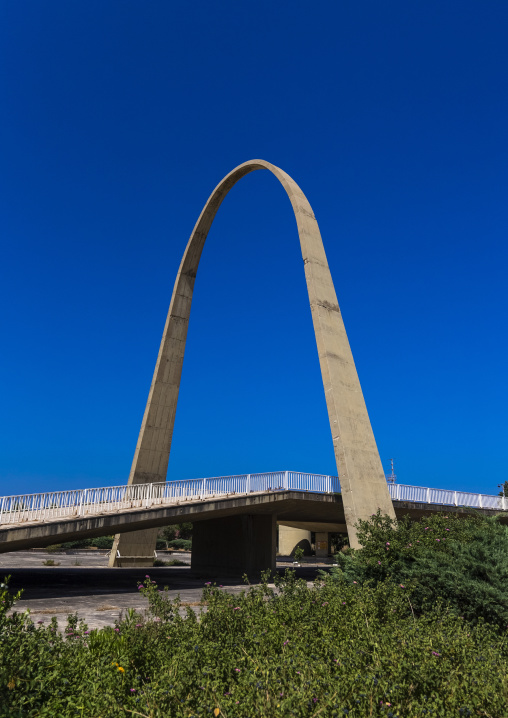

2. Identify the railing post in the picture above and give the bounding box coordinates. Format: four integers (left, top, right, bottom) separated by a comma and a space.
81, 489, 88, 516
284, 471, 289, 491
454, 491, 458, 506
246, 474, 251, 494
479, 494, 483, 509
0, 497, 3, 525
426, 488, 430, 504
201, 478, 206, 499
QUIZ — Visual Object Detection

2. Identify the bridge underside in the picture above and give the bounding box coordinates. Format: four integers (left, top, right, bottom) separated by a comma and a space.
1, 491, 506, 575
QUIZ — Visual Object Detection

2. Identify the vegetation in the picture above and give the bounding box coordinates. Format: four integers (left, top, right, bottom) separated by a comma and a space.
165, 538, 192, 552
44, 528, 194, 554
156, 524, 193, 551
498, 481, 508, 498
153, 558, 189, 567
293, 545, 305, 563
159, 523, 193, 542
2, 512, 508, 717
45, 535, 115, 551
326, 511, 508, 629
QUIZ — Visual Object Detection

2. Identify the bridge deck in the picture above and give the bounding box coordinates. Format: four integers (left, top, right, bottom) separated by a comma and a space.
1, 471, 506, 554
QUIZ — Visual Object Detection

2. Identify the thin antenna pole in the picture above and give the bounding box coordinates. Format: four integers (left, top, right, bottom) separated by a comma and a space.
386, 458, 397, 484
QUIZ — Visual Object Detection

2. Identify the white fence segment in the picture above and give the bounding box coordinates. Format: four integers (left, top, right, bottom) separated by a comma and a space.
388, 483, 507, 511
0, 472, 505, 526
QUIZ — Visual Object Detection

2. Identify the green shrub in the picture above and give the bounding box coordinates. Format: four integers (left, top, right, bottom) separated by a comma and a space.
1, 571, 508, 717
167, 538, 192, 551
326, 511, 508, 628
294, 545, 304, 563
153, 558, 189, 566
160, 522, 193, 542
90, 535, 114, 549
58, 539, 93, 549
45, 544, 62, 553
41, 536, 113, 551
0, 576, 22, 616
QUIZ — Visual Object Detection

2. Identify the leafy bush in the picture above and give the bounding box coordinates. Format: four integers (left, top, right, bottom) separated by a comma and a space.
42, 536, 114, 551
326, 511, 508, 628
2, 571, 508, 717
153, 558, 189, 566
167, 538, 192, 551
294, 545, 305, 563
91, 535, 114, 549
498, 480, 508, 498
160, 522, 193, 543
58, 538, 93, 549
45, 543, 62, 552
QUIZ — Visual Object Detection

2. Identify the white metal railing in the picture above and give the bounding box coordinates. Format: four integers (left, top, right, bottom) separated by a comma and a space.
0, 472, 505, 527
388, 483, 507, 511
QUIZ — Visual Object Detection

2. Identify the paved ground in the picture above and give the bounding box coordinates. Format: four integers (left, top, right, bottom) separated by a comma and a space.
1, 551, 330, 631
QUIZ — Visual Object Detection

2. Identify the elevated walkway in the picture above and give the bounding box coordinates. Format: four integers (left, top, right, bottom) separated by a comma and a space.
1, 472, 506, 566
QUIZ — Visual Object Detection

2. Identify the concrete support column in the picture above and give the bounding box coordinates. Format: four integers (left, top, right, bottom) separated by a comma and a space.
278, 525, 312, 557
191, 514, 276, 579
109, 527, 159, 568
315, 531, 330, 558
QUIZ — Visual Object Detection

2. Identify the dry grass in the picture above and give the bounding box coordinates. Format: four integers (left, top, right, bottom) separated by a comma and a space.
180, 601, 207, 607
25, 603, 120, 615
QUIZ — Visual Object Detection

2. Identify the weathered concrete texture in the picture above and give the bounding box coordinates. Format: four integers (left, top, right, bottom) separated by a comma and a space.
111, 526, 159, 567
191, 514, 276, 578
113, 158, 396, 563
278, 525, 312, 556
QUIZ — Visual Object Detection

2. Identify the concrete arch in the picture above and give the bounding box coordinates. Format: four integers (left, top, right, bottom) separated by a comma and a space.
111, 160, 395, 565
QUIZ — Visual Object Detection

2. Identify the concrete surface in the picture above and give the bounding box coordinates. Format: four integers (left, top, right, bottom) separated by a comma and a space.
114, 159, 396, 563
1, 551, 330, 632
278, 525, 312, 556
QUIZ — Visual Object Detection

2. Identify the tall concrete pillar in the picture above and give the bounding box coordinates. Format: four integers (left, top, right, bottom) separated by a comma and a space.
278, 525, 312, 557
191, 514, 276, 578
110, 159, 395, 566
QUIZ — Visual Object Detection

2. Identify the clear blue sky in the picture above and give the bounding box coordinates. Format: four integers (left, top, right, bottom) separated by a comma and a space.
1, 1, 507, 496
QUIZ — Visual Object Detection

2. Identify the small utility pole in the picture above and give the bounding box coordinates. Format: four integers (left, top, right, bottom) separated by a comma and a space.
386, 458, 397, 484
